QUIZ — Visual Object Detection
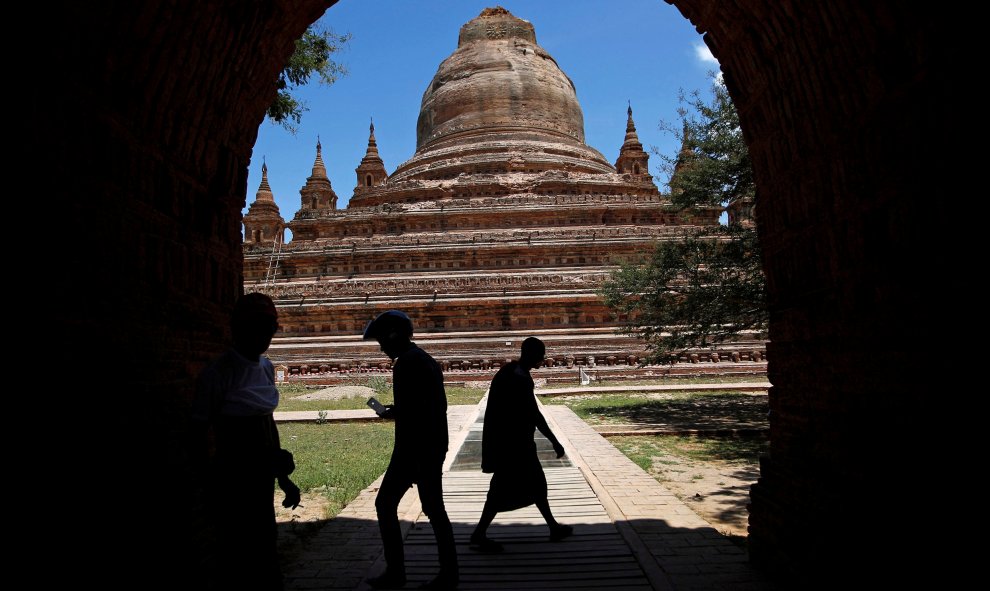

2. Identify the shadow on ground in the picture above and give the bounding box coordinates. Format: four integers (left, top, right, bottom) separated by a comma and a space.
582, 393, 769, 430
276, 515, 778, 591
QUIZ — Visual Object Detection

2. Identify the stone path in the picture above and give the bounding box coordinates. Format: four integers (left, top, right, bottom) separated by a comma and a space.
280, 400, 771, 590
541, 405, 769, 590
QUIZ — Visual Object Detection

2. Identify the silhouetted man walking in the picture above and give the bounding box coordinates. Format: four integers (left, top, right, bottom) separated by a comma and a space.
470, 337, 572, 552
364, 310, 458, 590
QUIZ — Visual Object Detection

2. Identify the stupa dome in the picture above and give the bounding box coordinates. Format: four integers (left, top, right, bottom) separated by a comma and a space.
389, 7, 613, 182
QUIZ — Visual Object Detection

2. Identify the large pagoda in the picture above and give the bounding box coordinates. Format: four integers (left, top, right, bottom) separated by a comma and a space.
243, 8, 757, 376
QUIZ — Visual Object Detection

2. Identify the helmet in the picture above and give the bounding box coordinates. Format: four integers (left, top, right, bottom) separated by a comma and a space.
363, 310, 414, 340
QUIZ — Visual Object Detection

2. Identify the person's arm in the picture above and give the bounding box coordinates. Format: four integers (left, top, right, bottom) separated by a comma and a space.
267, 415, 302, 509
277, 474, 301, 509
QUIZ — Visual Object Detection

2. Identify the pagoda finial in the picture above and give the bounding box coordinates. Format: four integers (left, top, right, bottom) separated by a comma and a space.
615, 102, 649, 176
310, 137, 328, 179
244, 157, 283, 243
626, 102, 637, 134
255, 160, 274, 203
355, 117, 387, 190
364, 117, 381, 157
622, 102, 640, 145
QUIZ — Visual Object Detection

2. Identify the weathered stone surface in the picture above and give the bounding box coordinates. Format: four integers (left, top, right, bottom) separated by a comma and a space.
353, 8, 645, 203
394, 7, 611, 182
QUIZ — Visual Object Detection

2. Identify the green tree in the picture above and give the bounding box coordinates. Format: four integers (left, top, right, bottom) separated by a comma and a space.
267, 26, 351, 132
601, 78, 766, 362
665, 82, 753, 211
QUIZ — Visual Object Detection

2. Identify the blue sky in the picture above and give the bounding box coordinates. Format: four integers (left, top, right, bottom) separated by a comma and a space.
245, 0, 720, 235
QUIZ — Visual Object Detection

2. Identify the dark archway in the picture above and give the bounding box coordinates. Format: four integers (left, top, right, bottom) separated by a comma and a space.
36, 1, 962, 586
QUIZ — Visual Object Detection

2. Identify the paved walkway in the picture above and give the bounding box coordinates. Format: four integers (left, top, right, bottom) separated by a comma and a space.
280, 401, 771, 590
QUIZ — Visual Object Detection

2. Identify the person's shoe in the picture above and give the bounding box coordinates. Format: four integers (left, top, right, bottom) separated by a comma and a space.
469, 534, 504, 553
366, 569, 407, 589
549, 524, 573, 542
418, 571, 458, 590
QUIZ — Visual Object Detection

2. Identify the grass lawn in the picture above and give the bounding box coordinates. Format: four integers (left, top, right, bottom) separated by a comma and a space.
588, 375, 766, 387
276, 382, 486, 412
609, 434, 769, 472
277, 422, 394, 518
544, 391, 769, 429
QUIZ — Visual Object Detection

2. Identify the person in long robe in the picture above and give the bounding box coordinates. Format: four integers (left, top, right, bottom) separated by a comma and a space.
470, 337, 573, 552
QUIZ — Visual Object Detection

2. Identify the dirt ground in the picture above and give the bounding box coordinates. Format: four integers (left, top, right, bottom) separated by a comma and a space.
275, 490, 332, 523
648, 453, 759, 538
275, 490, 334, 564
293, 385, 375, 401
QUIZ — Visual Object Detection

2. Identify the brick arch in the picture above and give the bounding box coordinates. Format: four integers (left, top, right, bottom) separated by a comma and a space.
39, 1, 959, 585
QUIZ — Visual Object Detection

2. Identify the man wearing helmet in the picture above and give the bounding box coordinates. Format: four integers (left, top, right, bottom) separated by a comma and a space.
363, 310, 458, 590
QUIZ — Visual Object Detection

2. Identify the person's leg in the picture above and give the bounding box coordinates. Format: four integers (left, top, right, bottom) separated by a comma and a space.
417, 465, 458, 587
471, 500, 498, 541
532, 466, 571, 542
535, 496, 559, 528
469, 475, 502, 552
536, 496, 573, 542
369, 464, 411, 587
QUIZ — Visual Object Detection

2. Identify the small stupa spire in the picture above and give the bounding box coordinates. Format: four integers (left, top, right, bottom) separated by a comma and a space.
615, 102, 650, 177
623, 102, 641, 147
311, 137, 328, 179
255, 159, 274, 203
354, 117, 388, 191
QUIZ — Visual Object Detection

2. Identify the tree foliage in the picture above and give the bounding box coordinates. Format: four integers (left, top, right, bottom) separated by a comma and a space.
601, 77, 766, 363
267, 26, 351, 132
664, 82, 754, 211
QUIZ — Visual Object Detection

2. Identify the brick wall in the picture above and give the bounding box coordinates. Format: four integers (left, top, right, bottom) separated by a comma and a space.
35, 1, 339, 585
671, 0, 963, 583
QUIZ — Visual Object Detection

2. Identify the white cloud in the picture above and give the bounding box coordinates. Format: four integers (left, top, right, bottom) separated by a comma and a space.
694, 42, 719, 65
693, 42, 724, 85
